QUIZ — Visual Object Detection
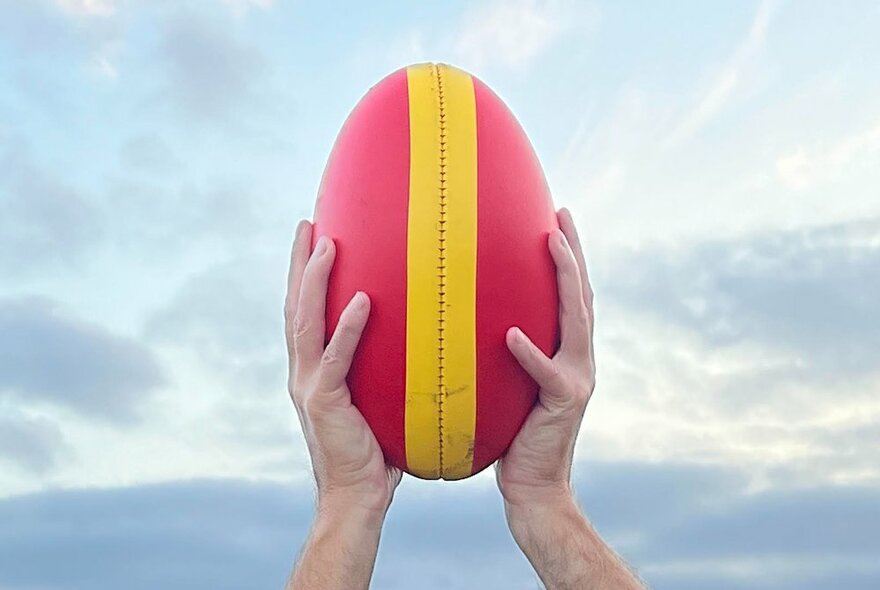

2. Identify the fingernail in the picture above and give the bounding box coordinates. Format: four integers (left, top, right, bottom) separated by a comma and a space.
315, 237, 328, 255
556, 230, 568, 249
354, 291, 368, 307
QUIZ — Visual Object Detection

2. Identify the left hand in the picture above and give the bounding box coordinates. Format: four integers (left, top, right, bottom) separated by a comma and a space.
284, 220, 402, 516
495, 208, 596, 510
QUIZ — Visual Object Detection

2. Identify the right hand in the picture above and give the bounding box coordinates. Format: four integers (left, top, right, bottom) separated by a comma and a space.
285, 220, 402, 516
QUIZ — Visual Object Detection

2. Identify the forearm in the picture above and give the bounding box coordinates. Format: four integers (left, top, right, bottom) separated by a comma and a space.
506, 496, 644, 590
287, 500, 386, 590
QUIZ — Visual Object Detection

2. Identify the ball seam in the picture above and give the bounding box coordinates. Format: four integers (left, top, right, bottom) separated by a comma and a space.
432, 62, 448, 476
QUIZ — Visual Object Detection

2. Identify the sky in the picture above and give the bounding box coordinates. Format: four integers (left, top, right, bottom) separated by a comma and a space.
1, 0, 878, 588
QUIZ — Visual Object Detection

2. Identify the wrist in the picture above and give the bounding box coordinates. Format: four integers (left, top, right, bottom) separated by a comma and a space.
316, 491, 389, 532
501, 478, 574, 513
292, 491, 388, 590
504, 489, 581, 547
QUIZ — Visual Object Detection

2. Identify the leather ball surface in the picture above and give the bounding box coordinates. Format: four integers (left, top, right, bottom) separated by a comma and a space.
313, 63, 558, 480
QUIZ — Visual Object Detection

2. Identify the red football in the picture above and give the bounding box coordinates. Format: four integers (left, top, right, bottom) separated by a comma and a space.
313, 63, 558, 480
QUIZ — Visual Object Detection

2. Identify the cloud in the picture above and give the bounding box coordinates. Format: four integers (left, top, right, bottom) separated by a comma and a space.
666, 0, 775, 145
556, 9, 880, 250
0, 408, 67, 474
145, 257, 282, 363
99, 177, 265, 257
118, 133, 182, 174
387, 0, 588, 72
775, 147, 813, 190
54, 0, 115, 17
0, 298, 165, 423
0, 0, 121, 80
604, 217, 880, 380
563, 216, 880, 487
220, 0, 274, 14
452, 0, 573, 71
156, 13, 267, 120
144, 256, 291, 448
0, 1, 75, 54
0, 138, 102, 275
0, 461, 875, 590
776, 121, 880, 190
91, 54, 116, 78
0, 479, 302, 590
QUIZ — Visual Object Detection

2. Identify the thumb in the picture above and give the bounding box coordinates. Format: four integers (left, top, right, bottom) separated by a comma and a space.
316, 292, 371, 394
506, 327, 567, 407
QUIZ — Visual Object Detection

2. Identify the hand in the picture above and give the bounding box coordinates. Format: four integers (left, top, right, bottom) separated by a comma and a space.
496, 210, 643, 590
496, 207, 595, 510
284, 220, 402, 516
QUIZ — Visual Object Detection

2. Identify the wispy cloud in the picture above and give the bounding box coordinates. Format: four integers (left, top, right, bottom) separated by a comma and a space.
221, 0, 275, 14
666, 0, 775, 145
54, 0, 115, 17
452, 0, 573, 70
387, 0, 591, 72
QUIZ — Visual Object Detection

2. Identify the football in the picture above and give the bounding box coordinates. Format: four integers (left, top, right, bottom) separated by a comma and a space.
313, 63, 558, 480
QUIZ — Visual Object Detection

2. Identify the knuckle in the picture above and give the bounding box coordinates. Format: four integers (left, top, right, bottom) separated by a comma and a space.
290, 386, 306, 408
301, 391, 329, 418
585, 287, 595, 309
283, 297, 295, 325
288, 371, 307, 403
300, 393, 317, 417
283, 302, 297, 347
291, 313, 311, 345
572, 366, 595, 403
320, 343, 344, 369
573, 382, 592, 404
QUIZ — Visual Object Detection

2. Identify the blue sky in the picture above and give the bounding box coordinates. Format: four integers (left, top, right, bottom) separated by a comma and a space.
1, 0, 879, 588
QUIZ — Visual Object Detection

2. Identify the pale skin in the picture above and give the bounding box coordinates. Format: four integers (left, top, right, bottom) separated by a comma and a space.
284, 208, 645, 590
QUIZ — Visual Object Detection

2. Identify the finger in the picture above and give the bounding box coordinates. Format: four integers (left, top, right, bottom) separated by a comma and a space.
284, 220, 312, 363
557, 209, 596, 368
557, 208, 594, 310
293, 235, 335, 369
317, 291, 371, 391
548, 229, 590, 358
506, 326, 563, 395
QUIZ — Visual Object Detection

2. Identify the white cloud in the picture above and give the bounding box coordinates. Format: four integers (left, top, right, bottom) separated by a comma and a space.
453, 0, 570, 70
54, 0, 115, 17
777, 121, 880, 190
89, 52, 118, 79
387, 0, 590, 72
775, 147, 813, 190
221, 0, 274, 14
555, 8, 880, 253
666, 0, 775, 145
582, 302, 880, 488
